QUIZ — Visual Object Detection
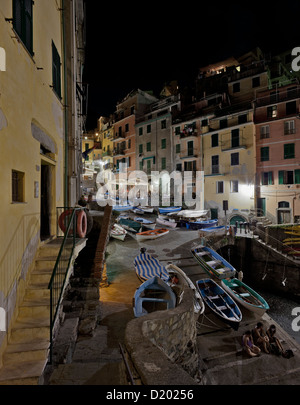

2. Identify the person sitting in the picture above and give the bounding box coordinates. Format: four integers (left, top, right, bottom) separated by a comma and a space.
252, 322, 270, 354
242, 330, 261, 357
266, 324, 284, 355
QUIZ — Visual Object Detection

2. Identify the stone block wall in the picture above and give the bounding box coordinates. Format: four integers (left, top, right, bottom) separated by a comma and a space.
124, 288, 200, 385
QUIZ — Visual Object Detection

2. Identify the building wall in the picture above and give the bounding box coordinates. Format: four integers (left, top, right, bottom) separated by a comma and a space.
0, 0, 64, 351
203, 112, 256, 219
255, 84, 300, 222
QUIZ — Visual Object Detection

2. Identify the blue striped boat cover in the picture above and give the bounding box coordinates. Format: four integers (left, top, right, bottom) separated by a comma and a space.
134, 253, 170, 282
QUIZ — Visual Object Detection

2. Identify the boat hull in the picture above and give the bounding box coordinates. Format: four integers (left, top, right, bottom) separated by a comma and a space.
133, 276, 177, 317
119, 218, 142, 233
158, 206, 182, 214
187, 219, 218, 230
136, 228, 169, 241
134, 217, 156, 230
191, 245, 236, 279
221, 278, 269, 317
196, 278, 242, 330
156, 217, 177, 228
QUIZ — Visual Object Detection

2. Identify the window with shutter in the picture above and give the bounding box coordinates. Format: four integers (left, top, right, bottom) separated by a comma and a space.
52, 42, 61, 98
13, 0, 33, 55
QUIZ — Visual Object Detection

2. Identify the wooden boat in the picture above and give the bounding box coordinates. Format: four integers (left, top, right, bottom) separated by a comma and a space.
221, 278, 269, 317
110, 224, 127, 241
156, 217, 177, 228
166, 263, 205, 314
140, 206, 154, 213
191, 245, 236, 279
158, 206, 182, 214
118, 218, 142, 233
133, 276, 177, 317
187, 219, 218, 230
134, 217, 156, 230
200, 226, 229, 237
136, 228, 169, 242
196, 278, 242, 330
176, 210, 208, 218
112, 205, 133, 212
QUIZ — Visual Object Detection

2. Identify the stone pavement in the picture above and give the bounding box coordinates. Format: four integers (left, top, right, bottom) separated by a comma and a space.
43, 223, 300, 385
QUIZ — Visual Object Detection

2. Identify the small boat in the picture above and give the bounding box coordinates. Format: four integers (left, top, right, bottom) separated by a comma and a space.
134, 217, 156, 230
119, 218, 142, 233
176, 210, 208, 218
110, 224, 127, 241
200, 226, 230, 237
140, 206, 154, 213
187, 219, 218, 230
221, 278, 269, 317
131, 207, 145, 215
191, 245, 236, 279
156, 217, 177, 228
133, 276, 177, 317
112, 205, 133, 212
166, 263, 205, 314
136, 228, 169, 242
158, 206, 182, 214
196, 278, 242, 330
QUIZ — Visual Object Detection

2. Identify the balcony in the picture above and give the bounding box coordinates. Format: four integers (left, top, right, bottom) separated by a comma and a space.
179, 129, 198, 140
255, 86, 300, 108
221, 136, 247, 152
180, 150, 198, 160
113, 148, 125, 157
113, 132, 126, 142
102, 150, 113, 158
204, 164, 227, 176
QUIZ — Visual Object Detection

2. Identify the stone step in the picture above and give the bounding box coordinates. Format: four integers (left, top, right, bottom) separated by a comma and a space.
18, 299, 50, 319
0, 359, 47, 385
3, 340, 49, 363
24, 286, 50, 301
9, 317, 50, 345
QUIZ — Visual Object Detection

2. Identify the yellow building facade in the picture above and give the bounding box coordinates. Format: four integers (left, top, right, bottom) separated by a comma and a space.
202, 110, 256, 222
0, 0, 75, 362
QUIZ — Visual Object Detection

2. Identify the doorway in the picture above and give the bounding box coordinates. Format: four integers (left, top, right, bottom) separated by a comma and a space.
40, 163, 52, 240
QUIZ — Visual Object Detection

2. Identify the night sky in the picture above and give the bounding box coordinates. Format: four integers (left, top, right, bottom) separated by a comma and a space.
83, 1, 300, 130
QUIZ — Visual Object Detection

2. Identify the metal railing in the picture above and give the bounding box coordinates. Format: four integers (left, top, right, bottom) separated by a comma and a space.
48, 207, 83, 363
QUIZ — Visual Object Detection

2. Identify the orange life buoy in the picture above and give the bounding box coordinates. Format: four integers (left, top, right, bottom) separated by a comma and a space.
58, 209, 87, 238
76, 210, 87, 238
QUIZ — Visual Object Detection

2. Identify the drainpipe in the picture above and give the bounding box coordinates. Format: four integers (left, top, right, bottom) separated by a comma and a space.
62, 0, 68, 208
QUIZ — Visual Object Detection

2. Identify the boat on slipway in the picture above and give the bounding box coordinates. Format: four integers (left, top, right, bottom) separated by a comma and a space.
187, 219, 218, 230
134, 217, 156, 230
221, 278, 269, 317
191, 245, 236, 279
158, 206, 182, 214
110, 223, 127, 241
133, 276, 177, 317
118, 218, 142, 233
136, 228, 169, 242
156, 216, 177, 228
196, 278, 242, 330
134, 250, 204, 314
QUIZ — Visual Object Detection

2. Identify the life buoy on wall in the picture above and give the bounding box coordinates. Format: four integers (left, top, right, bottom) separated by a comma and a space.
58, 209, 87, 238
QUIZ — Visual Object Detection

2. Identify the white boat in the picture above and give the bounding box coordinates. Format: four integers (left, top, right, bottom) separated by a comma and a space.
140, 206, 154, 213
200, 226, 229, 237
166, 263, 205, 315
136, 228, 169, 242
110, 224, 127, 241
176, 210, 208, 218
156, 217, 177, 228
134, 217, 156, 230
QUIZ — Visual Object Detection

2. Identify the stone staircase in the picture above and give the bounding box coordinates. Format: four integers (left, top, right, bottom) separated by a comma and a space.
0, 240, 70, 385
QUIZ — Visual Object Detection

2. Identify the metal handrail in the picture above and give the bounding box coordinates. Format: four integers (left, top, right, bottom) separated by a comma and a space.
48, 207, 82, 363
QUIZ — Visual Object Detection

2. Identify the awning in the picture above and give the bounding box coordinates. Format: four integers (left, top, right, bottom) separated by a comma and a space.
31, 122, 57, 154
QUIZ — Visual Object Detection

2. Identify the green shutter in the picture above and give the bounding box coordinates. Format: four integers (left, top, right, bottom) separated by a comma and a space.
268, 172, 273, 185
52, 42, 61, 98
13, 0, 33, 55
295, 169, 300, 184
278, 171, 284, 185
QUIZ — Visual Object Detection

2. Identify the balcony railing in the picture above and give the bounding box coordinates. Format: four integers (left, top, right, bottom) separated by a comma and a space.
204, 164, 227, 176
255, 87, 300, 108
179, 129, 198, 139
221, 136, 248, 151
113, 148, 125, 157
113, 132, 126, 141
